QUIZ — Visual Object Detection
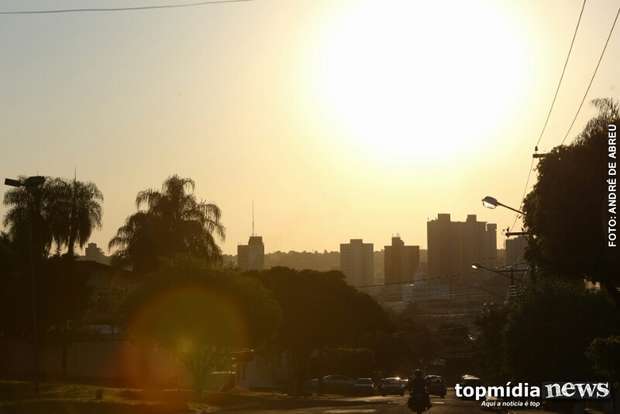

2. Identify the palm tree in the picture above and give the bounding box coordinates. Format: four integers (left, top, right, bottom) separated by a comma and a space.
109, 175, 225, 272
3, 177, 103, 258
3, 178, 55, 259
50, 178, 103, 257
3, 177, 102, 382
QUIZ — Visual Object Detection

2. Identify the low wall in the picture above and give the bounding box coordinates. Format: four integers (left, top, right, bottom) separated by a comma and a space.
0, 339, 188, 387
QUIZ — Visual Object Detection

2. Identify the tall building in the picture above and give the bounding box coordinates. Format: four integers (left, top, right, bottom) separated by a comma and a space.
384, 236, 420, 285
340, 239, 374, 286
427, 214, 497, 277
238, 236, 265, 271
505, 235, 527, 266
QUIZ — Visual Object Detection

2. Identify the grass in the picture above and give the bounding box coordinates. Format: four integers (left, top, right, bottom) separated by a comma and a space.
0, 380, 385, 413
0, 381, 191, 414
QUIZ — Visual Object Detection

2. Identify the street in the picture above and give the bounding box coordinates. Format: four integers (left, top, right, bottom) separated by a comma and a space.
220, 390, 483, 414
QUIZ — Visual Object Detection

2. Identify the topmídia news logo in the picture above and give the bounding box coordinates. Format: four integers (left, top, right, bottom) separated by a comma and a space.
455, 381, 611, 401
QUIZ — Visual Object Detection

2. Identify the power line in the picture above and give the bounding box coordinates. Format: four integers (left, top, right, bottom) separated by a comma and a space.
0, 0, 254, 15
354, 281, 512, 301
534, 0, 587, 150
560, 5, 620, 145
508, 157, 534, 232
353, 275, 451, 289
509, 0, 588, 232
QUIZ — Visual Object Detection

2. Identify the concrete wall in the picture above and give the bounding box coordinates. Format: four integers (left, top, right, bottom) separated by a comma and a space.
0, 339, 188, 387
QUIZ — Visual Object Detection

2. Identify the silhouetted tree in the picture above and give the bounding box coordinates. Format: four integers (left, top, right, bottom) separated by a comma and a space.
249, 267, 390, 394
3, 178, 55, 260
119, 257, 280, 392
109, 175, 224, 273
503, 278, 618, 382
2, 177, 102, 380
48, 178, 103, 257
523, 98, 619, 303
382, 303, 442, 373
587, 335, 620, 382
2, 177, 102, 258
474, 302, 509, 383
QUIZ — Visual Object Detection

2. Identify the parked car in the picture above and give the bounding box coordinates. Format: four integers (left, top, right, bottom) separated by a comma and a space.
377, 377, 406, 396
303, 377, 319, 393
321, 375, 356, 394
424, 374, 447, 398
353, 377, 376, 395
457, 374, 482, 400
459, 374, 482, 387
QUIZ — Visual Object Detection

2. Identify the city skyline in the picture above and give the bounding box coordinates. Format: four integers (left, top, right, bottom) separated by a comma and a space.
2, 0, 619, 255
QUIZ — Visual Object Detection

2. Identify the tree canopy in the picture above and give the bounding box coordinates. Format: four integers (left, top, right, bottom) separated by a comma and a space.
503, 278, 618, 382
118, 258, 281, 391
48, 178, 103, 257
247, 267, 390, 393
523, 98, 619, 303
251, 267, 390, 354
2, 176, 102, 259
109, 175, 225, 273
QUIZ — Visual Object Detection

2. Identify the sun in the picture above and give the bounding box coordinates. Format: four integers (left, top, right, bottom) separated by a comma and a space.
312, 0, 530, 166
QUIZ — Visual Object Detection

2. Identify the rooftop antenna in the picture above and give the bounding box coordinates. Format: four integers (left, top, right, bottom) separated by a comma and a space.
251, 201, 255, 236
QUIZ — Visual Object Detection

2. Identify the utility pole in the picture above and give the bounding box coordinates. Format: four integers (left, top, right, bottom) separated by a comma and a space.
508, 267, 516, 300
471, 263, 525, 302
28, 191, 40, 394
4, 176, 45, 394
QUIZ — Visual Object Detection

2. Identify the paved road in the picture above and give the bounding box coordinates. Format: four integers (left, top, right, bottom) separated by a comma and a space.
221, 390, 484, 414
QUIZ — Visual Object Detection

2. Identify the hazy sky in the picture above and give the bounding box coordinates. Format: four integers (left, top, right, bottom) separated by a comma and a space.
1, 0, 619, 254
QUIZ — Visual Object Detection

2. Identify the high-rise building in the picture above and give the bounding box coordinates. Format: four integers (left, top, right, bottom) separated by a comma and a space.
384, 236, 420, 285
340, 239, 374, 286
427, 214, 497, 277
238, 236, 265, 271
505, 235, 527, 266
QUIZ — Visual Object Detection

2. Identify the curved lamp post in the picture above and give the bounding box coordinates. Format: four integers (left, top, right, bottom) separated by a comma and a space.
482, 196, 530, 237
481, 196, 524, 215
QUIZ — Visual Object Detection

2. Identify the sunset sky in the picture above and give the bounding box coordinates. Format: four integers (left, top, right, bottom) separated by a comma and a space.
1, 0, 619, 254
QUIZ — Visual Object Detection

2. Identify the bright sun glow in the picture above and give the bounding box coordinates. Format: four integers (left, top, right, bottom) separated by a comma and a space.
314, 0, 530, 165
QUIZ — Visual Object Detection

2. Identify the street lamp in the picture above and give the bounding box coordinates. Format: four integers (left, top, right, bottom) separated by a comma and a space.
481, 196, 524, 215
5, 176, 45, 188
483, 198, 531, 238
471, 262, 514, 278
4, 178, 21, 187
4, 175, 45, 394
472, 263, 526, 301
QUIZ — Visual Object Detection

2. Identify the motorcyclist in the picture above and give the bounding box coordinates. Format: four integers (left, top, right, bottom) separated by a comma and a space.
407, 369, 431, 412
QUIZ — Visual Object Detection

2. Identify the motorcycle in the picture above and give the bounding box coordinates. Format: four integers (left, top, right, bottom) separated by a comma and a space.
407, 391, 431, 413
